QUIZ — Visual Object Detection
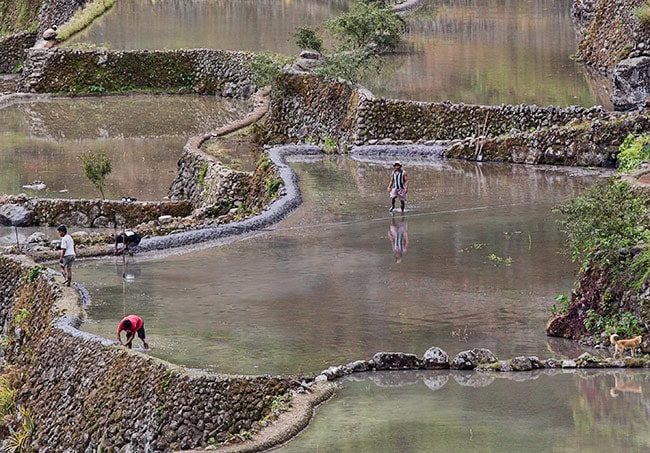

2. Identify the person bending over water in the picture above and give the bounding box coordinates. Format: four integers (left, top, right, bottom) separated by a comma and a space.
117, 315, 149, 349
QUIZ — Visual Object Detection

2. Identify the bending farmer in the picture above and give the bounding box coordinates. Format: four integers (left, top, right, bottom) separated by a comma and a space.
117, 315, 150, 349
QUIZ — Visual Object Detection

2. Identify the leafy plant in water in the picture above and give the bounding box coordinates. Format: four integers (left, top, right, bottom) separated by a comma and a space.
79, 151, 112, 199
487, 254, 512, 266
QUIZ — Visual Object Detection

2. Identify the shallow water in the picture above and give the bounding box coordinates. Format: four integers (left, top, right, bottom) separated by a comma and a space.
0, 95, 251, 200
277, 369, 650, 452
74, 156, 610, 375
63, 0, 607, 107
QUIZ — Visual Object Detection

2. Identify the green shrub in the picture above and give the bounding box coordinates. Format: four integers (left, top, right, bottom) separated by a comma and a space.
617, 133, 650, 173
634, 2, 650, 27
554, 178, 650, 268
248, 52, 292, 88
326, 0, 405, 53
294, 26, 323, 53
79, 151, 112, 199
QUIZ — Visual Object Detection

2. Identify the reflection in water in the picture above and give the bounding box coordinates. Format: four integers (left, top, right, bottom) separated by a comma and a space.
388, 216, 409, 263
279, 369, 650, 452
75, 157, 613, 376
0, 95, 251, 200
64, 0, 605, 106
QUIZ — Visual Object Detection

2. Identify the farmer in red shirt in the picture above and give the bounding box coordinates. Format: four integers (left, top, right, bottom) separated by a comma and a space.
117, 315, 149, 349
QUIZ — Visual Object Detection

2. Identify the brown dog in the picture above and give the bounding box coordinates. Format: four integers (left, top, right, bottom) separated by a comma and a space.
610, 334, 643, 359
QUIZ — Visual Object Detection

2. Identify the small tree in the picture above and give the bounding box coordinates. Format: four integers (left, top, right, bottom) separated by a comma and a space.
79, 151, 112, 199
326, 0, 405, 53
294, 26, 323, 53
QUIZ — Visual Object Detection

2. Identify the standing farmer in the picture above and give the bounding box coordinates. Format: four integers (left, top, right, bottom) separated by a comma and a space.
387, 161, 408, 213
57, 225, 76, 286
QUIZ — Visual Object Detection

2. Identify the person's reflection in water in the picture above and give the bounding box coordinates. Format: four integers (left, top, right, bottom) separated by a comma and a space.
388, 216, 409, 263
115, 257, 142, 281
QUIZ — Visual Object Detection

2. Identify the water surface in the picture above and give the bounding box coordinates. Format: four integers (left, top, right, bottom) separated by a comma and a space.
64, 0, 608, 107
278, 369, 650, 452
75, 157, 610, 375
0, 95, 251, 200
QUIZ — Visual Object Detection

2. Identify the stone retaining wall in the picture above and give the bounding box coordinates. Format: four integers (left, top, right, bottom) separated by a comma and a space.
168, 135, 252, 217
0, 32, 37, 73
0, 194, 192, 228
0, 255, 295, 451
268, 72, 650, 166
19, 48, 257, 98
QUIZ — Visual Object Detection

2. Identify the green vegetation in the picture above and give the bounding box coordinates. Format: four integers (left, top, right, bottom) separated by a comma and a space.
25, 265, 46, 283
0, 375, 17, 417
294, 26, 323, 53
584, 309, 643, 338
79, 151, 112, 199
323, 136, 338, 154
553, 178, 650, 341
634, 2, 650, 27
55, 0, 115, 41
248, 52, 293, 88
264, 176, 282, 198
487, 253, 512, 266
197, 162, 209, 187
5, 408, 34, 453
551, 294, 571, 316
554, 178, 650, 269
0, 0, 42, 35
290, 0, 405, 83
326, 0, 405, 53
617, 133, 650, 173
14, 308, 30, 326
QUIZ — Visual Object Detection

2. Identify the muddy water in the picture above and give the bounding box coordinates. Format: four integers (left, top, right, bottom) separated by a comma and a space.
75, 157, 610, 375
63, 0, 606, 107
0, 95, 252, 200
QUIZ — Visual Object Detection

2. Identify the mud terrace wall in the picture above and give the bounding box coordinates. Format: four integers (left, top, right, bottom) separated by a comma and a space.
19, 48, 257, 98
0, 255, 294, 451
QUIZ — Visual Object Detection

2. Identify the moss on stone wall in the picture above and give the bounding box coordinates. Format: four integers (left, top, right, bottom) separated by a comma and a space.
0, 255, 296, 451
0, 0, 42, 35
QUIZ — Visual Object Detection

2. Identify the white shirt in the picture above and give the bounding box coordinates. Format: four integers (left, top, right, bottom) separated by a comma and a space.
61, 234, 76, 257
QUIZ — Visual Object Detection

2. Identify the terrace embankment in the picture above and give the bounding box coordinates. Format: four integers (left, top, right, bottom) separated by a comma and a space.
0, 254, 335, 451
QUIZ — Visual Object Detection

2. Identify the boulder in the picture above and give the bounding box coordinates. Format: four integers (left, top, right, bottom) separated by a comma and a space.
451, 348, 497, 370
0, 204, 33, 226
371, 352, 422, 370
422, 346, 450, 369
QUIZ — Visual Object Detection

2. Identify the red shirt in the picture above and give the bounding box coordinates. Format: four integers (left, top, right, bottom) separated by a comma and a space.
117, 315, 144, 334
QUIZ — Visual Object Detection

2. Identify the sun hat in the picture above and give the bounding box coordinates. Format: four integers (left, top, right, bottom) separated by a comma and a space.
393, 161, 401, 166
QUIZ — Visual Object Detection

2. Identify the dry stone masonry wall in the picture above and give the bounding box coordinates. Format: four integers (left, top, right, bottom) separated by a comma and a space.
19, 48, 257, 98
0, 255, 294, 451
